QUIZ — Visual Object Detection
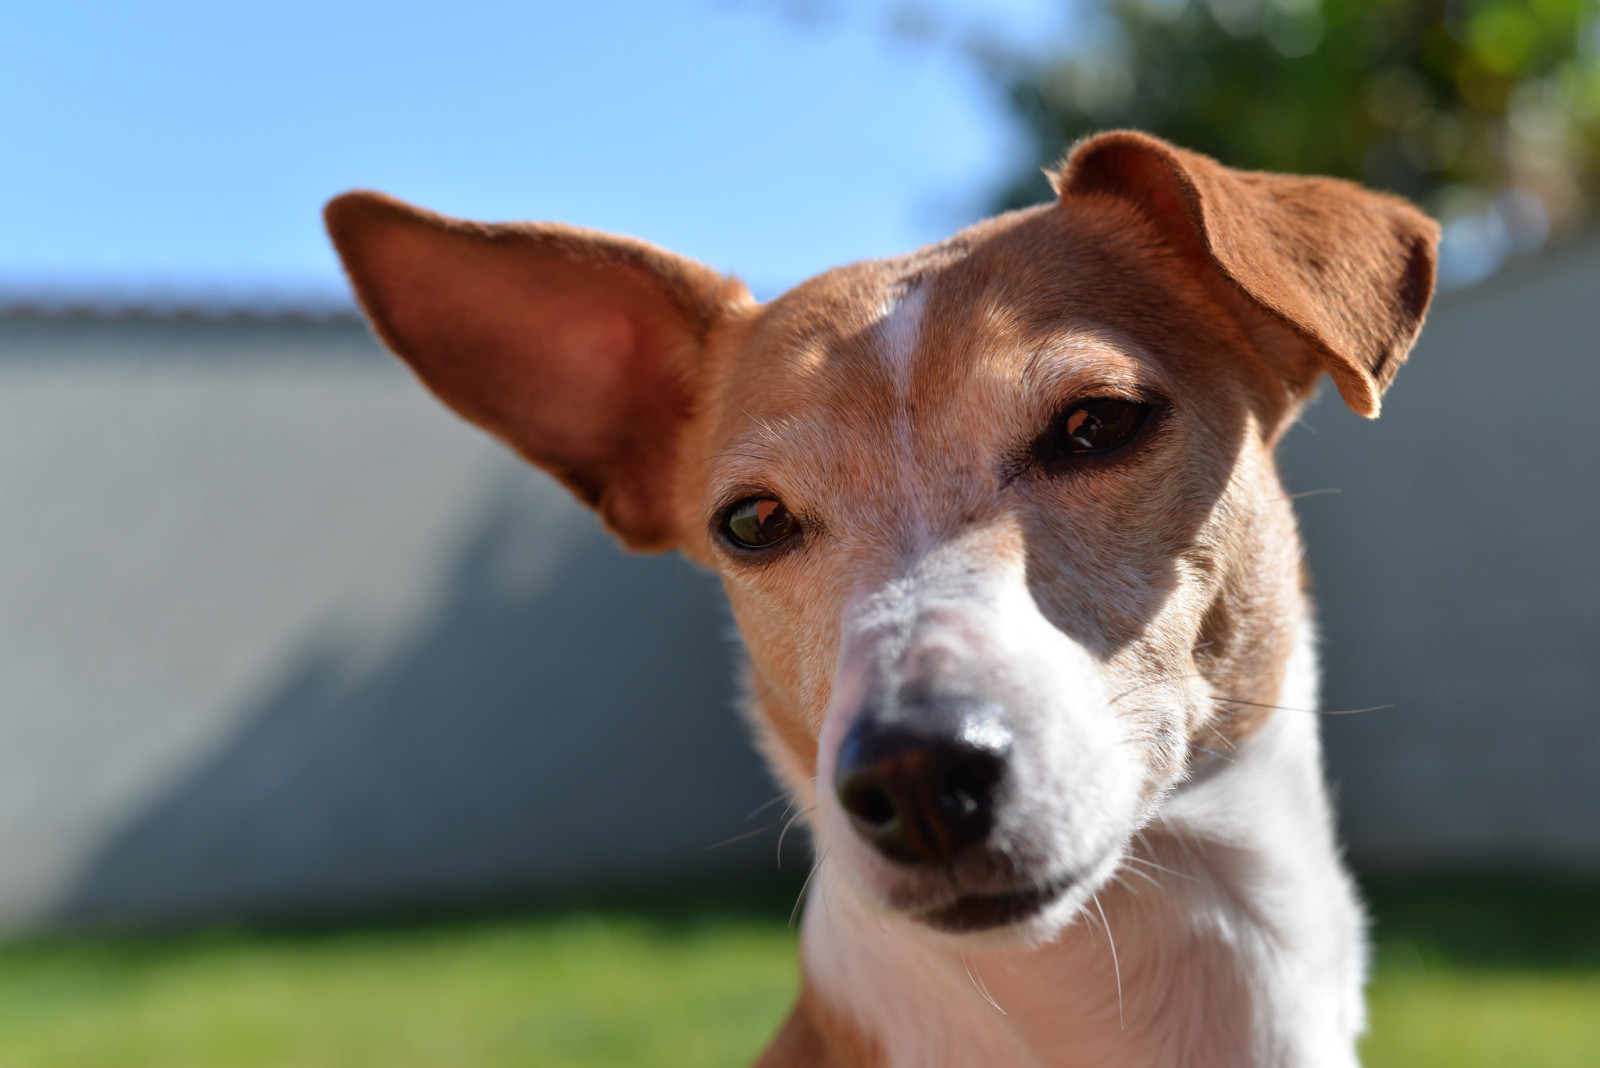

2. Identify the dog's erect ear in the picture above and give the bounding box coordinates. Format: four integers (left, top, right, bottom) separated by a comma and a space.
1057, 131, 1439, 418
325, 192, 752, 551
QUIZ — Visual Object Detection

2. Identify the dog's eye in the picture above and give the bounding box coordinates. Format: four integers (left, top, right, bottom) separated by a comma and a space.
723, 496, 799, 549
1041, 398, 1153, 462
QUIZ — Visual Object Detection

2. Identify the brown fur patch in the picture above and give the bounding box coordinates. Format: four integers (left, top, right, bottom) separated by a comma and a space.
755, 983, 883, 1068
1058, 130, 1439, 418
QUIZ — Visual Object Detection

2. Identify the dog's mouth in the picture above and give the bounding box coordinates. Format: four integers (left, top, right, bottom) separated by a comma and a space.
913, 872, 1077, 934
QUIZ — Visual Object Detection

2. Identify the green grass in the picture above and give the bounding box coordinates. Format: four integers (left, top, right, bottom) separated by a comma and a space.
0, 876, 1595, 1067
0, 886, 802, 1068
1361, 877, 1600, 1068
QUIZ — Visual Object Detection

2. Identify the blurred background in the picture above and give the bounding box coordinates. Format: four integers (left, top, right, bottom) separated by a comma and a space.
2, 1, 1597, 1065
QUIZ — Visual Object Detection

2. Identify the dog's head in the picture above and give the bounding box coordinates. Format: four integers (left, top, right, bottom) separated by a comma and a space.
326, 132, 1436, 943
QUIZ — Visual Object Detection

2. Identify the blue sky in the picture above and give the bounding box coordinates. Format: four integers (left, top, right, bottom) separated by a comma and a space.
1, 0, 1067, 302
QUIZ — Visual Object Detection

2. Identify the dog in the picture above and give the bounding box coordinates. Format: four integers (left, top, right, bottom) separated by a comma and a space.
325, 130, 1437, 1067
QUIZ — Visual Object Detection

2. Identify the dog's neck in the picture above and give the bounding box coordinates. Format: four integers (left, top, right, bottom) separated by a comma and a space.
770, 619, 1364, 1068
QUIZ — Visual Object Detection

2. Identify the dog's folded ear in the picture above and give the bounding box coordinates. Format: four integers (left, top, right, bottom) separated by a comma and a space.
325, 192, 752, 551
1057, 131, 1439, 418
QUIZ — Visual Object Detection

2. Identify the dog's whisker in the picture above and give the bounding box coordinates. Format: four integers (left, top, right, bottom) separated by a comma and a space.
774, 790, 802, 831
790, 850, 828, 931
747, 789, 799, 821
1123, 853, 1197, 883
1109, 673, 1205, 706
1213, 695, 1393, 716
1119, 862, 1162, 890
1109, 667, 1269, 708
1076, 903, 1098, 947
961, 951, 1007, 1016
777, 805, 816, 866
701, 821, 783, 852
1154, 814, 1208, 864
1188, 743, 1241, 765
1093, 892, 1125, 1031
732, 401, 788, 441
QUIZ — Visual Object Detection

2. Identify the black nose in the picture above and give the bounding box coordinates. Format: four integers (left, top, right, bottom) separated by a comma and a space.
834, 701, 1011, 866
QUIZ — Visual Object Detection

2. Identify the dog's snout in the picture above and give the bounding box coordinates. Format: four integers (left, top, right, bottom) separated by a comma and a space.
834, 701, 1012, 866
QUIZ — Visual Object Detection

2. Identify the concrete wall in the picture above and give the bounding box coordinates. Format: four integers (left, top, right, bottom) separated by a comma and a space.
1280, 237, 1600, 872
0, 313, 771, 931
1, 241, 1595, 928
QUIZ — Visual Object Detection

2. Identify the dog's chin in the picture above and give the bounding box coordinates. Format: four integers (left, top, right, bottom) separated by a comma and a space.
860, 845, 1129, 947
911, 871, 1080, 938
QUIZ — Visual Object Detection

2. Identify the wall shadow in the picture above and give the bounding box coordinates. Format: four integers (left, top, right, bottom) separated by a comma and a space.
53, 480, 783, 927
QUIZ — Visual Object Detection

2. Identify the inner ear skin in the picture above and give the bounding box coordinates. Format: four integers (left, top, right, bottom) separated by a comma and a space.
324, 190, 759, 554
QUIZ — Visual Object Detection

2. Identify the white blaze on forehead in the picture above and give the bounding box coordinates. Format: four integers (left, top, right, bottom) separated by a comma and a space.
874, 282, 929, 387
864, 281, 934, 543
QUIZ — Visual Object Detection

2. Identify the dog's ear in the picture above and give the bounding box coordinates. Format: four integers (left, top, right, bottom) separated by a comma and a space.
1057, 131, 1439, 418
325, 191, 752, 551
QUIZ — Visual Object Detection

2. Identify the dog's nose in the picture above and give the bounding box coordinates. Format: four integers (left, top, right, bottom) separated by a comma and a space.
834, 701, 1011, 866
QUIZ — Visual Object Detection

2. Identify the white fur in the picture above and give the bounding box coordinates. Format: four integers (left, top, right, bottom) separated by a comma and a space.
815, 542, 1147, 938
874, 283, 928, 386
802, 618, 1365, 1068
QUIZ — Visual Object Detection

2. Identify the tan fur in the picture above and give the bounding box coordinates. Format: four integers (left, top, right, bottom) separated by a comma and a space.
325, 131, 1437, 1066
757, 983, 884, 1068
1059, 131, 1437, 419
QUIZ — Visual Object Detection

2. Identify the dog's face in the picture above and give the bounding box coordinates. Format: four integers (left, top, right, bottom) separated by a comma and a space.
326, 132, 1436, 944
693, 204, 1303, 939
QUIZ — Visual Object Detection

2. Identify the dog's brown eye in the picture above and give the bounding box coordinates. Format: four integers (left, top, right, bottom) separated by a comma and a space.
1041, 398, 1153, 462
723, 496, 799, 549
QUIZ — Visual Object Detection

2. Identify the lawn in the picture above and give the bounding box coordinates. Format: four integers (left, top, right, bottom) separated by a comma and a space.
1361, 877, 1600, 1068
0, 877, 1595, 1067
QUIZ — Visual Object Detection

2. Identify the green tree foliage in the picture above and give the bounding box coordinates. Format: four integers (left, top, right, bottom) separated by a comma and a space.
993, 0, 1600, 281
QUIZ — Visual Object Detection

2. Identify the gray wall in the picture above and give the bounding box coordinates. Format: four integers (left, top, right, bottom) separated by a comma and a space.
1281, 237, 1600, 872
1, 241, 1595, 929
0, 313, 772, 931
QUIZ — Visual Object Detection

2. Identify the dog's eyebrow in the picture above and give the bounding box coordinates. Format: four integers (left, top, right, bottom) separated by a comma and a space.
693, 439, 779, 470
694, 405, 793, 471
1019, 344, 1059, 387
1020, 330, 1107, 383
1020, 331, 1155, 402
725, 402, 796, 445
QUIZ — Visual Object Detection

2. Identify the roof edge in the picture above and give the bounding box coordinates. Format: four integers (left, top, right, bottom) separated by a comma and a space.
0, 286, 362, 324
